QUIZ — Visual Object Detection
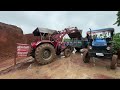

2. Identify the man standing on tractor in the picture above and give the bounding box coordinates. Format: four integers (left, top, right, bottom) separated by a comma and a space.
86, 32, 93, 46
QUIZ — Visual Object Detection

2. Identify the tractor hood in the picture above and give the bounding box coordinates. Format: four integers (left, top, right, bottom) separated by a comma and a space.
92, 38, 107, 46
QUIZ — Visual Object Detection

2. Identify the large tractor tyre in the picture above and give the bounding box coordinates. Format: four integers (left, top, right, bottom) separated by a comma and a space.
64, 48, 71, 57
75, 47, 80, 52
35, 44, 56, 65
83, 49, 90, 63
110, 55, 118, 69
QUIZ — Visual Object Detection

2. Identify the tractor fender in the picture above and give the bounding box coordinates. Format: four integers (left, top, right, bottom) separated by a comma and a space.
36, 41, 55, 48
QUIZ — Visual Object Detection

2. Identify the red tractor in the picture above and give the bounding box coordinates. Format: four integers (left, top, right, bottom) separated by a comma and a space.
28, 27, 82, 65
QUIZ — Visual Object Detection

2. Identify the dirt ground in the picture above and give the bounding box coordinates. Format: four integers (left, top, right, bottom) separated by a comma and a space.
0, 52, 120, 79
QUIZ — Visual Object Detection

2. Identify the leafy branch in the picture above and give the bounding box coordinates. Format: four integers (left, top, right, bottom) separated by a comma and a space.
114, 11, 120, 26
112, 33, 120, 54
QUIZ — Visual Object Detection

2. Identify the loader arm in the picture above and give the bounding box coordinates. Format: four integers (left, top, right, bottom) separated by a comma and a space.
51, 27, 82, 42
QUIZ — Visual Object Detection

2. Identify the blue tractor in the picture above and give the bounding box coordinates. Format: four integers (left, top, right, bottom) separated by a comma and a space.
82, 28, 118, 69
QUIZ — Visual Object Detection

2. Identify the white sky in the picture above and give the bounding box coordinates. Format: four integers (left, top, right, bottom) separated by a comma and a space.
0, 11, 119, 37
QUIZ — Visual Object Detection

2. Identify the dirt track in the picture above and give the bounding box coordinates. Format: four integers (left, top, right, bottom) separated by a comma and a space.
0, 52, 120, 79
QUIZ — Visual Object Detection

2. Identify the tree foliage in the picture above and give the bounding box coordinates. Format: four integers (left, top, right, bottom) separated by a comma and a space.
112, 33, 120, 54
114, 11, 120, 26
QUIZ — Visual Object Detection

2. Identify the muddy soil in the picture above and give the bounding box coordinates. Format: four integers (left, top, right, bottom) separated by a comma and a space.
0, 53, 120, 79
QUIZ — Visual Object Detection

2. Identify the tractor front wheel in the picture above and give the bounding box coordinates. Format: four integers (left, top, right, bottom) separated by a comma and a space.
64, 48, 71, 57
110, 55, 118, 69
35, 44, 55, 65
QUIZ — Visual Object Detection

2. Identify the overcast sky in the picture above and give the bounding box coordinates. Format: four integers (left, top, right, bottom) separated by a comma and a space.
0, 11, 119, 37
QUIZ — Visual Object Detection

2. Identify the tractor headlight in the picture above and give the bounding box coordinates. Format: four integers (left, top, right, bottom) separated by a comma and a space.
104, 43, 107, 46
106, 46, 111, 50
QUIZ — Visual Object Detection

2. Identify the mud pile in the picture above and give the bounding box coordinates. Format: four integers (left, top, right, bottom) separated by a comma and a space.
0, 22, 37, 62
24, 34, 38, 44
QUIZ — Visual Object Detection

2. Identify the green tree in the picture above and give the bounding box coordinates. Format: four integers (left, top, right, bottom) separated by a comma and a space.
112, 33, 120, 54
114, 11, 120, 26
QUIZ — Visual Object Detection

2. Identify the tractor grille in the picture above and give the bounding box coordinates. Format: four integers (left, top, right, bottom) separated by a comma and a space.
89, 46, 113, 58
90, 46, 112, 54
93, 44, 106, 46
92, 46, 107, 50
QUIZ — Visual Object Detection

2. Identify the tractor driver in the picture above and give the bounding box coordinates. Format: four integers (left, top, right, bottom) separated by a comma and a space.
86, 32, 93, 46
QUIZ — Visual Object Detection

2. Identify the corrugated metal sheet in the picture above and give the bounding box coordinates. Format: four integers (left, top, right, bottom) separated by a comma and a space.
33, 27, 57, 36
87, 28, 114, 33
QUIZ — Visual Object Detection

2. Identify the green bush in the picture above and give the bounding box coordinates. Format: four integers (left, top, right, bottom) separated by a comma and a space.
112, 33, 120, 54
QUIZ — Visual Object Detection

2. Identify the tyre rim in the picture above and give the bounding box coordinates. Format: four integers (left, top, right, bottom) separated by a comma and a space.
42, 49, 51, 60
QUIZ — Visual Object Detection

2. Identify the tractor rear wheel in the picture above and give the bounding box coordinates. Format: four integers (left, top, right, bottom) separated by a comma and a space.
35, 43, 55, 65
83, 49, 90, 63
64, 48, 71, 57
110, 55, 118, 69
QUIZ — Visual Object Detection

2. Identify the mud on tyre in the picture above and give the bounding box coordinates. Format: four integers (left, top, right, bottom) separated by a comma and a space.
35, 43, 56, 65
64, 48, 71, 57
